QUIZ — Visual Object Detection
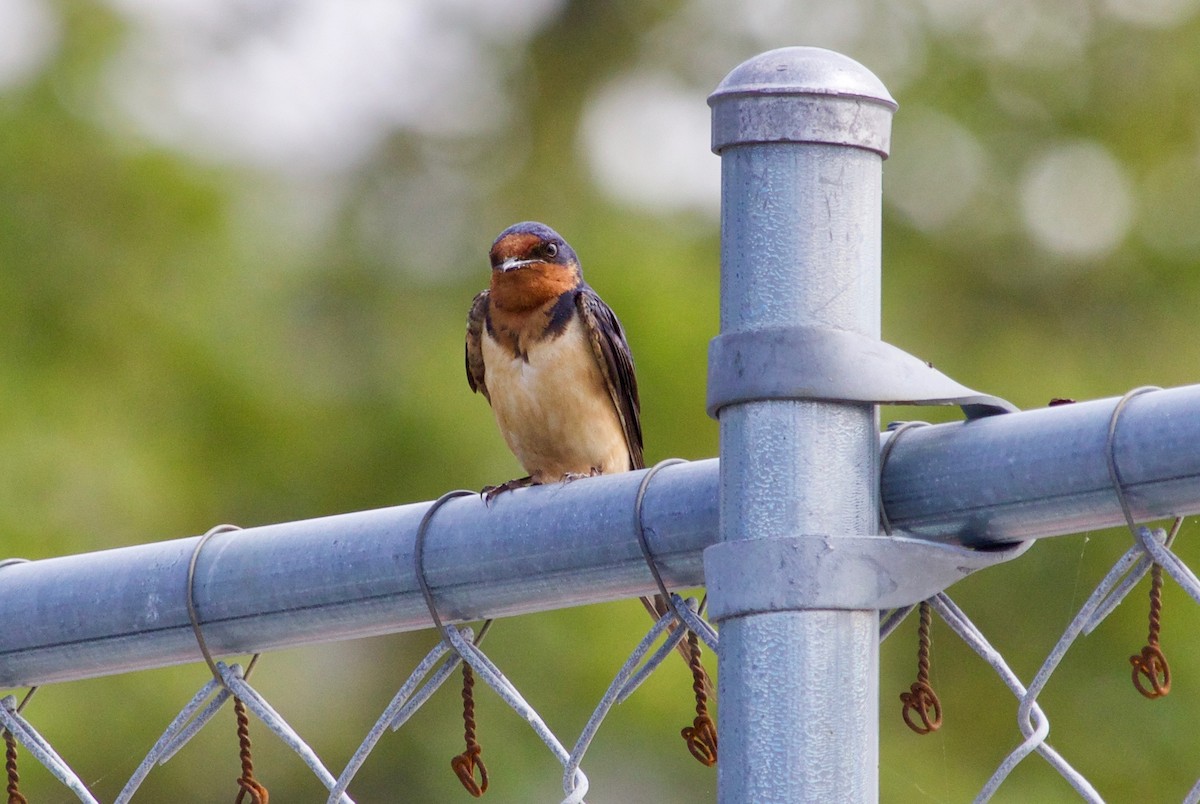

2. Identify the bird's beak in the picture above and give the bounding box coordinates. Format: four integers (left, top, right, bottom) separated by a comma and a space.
497, 257, 537, 273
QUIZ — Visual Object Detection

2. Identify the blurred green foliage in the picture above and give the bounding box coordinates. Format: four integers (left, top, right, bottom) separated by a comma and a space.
2, 0, 1200, 801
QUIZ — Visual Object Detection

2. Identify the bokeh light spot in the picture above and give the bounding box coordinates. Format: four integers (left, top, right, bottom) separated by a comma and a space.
0, 0, 58, 90
580, 73, 719, 216
886, 108, 987, 232
1019, 141, 1133, 260
1102, 0, 1200, 28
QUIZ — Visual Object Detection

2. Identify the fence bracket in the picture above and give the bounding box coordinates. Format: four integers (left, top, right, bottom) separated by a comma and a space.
707, 325, 1016, 419
704, 535, 1032, 617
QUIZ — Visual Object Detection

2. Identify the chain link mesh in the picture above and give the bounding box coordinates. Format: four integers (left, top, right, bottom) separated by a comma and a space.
2, 523, 1198, 801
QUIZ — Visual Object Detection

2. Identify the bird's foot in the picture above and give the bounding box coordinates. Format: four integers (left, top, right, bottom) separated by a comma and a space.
559, 467, 602, 485
481, 476, 534, 505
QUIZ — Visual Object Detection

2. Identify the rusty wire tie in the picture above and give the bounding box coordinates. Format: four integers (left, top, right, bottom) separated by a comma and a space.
1104, 386, 1183, 699
899, 601, 942, 734
414, 489, 494, 797
2, 690, 35, 804
880, 421, 944, 733
634, 459, 717, 766
1133, 561, 1170, 698
4, 727, 23, 804
680, 630, 717, 766
186, 524, 268, 803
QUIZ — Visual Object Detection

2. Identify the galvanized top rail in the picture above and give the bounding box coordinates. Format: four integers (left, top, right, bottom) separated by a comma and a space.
1, 384, 1197, 687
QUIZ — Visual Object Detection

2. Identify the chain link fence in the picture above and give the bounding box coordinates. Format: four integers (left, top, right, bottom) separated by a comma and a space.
4, 47, 1200, 802
2, 498, 1197, 802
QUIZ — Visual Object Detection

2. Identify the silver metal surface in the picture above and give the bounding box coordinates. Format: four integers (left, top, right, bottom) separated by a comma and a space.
880, 385, 1200, 544
706, 325, 1016, 418
704, 534, 1031, 615
709, 46, 893, 803
708, 46, 896, 155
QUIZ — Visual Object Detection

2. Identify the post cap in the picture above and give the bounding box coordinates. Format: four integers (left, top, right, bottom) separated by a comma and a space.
708, 47, 897, 157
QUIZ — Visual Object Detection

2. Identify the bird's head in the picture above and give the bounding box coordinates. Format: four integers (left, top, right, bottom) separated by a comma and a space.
487, 221, 582, 310
489, 221, 580, 275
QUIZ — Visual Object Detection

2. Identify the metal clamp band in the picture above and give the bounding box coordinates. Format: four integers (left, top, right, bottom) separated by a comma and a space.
703, 534, 1031, 618
706, 325, 1017, 419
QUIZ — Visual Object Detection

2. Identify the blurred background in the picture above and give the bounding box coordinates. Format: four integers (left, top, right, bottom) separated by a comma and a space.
2, 0, 1200, 800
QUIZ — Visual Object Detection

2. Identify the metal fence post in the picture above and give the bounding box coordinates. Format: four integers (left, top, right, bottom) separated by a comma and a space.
707, 48, 896, 802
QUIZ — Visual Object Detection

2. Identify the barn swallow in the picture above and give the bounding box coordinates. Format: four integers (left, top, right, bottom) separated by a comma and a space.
465, 221, 643, 494
466, 222, 714, 696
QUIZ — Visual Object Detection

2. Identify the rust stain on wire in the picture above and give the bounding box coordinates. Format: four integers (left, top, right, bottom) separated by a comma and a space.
4, 729, 26, 804
451, 662, 488, 797
1130, 563, 1171, 699
680, 630, 718, 767
900, 601, 942, 734
233, 696, 268, 804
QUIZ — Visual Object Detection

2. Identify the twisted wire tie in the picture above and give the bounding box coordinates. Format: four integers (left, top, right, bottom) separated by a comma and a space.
450, 662, 488, 797
900, 600, 943, 734
1131, 561, 1171, 699
1105, 387, 1176, 700
680, 630, 718, 767
634, 460, 719, 765
4, 729, 26, 804
233, 696, 268, 804
413, 490, 493, 796
187, 525, 269, 803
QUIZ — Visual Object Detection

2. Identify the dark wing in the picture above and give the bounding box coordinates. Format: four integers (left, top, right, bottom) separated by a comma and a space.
465, 290, 490, 402
576, 286, 643, 470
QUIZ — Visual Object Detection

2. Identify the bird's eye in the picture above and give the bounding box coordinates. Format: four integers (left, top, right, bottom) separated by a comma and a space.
544, 242, 559, 258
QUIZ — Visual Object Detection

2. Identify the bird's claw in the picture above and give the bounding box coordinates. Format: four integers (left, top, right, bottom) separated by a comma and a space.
481, 476, 534, 505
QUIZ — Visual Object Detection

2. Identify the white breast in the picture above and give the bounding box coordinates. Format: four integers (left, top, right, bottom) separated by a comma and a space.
482, 316, 631, 483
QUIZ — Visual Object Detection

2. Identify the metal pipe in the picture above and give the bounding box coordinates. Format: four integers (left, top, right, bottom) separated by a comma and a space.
707, 47, 895, 803
0, 463, 718, 687
881, 385, 1200, 544
2, 384, 1200, 687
